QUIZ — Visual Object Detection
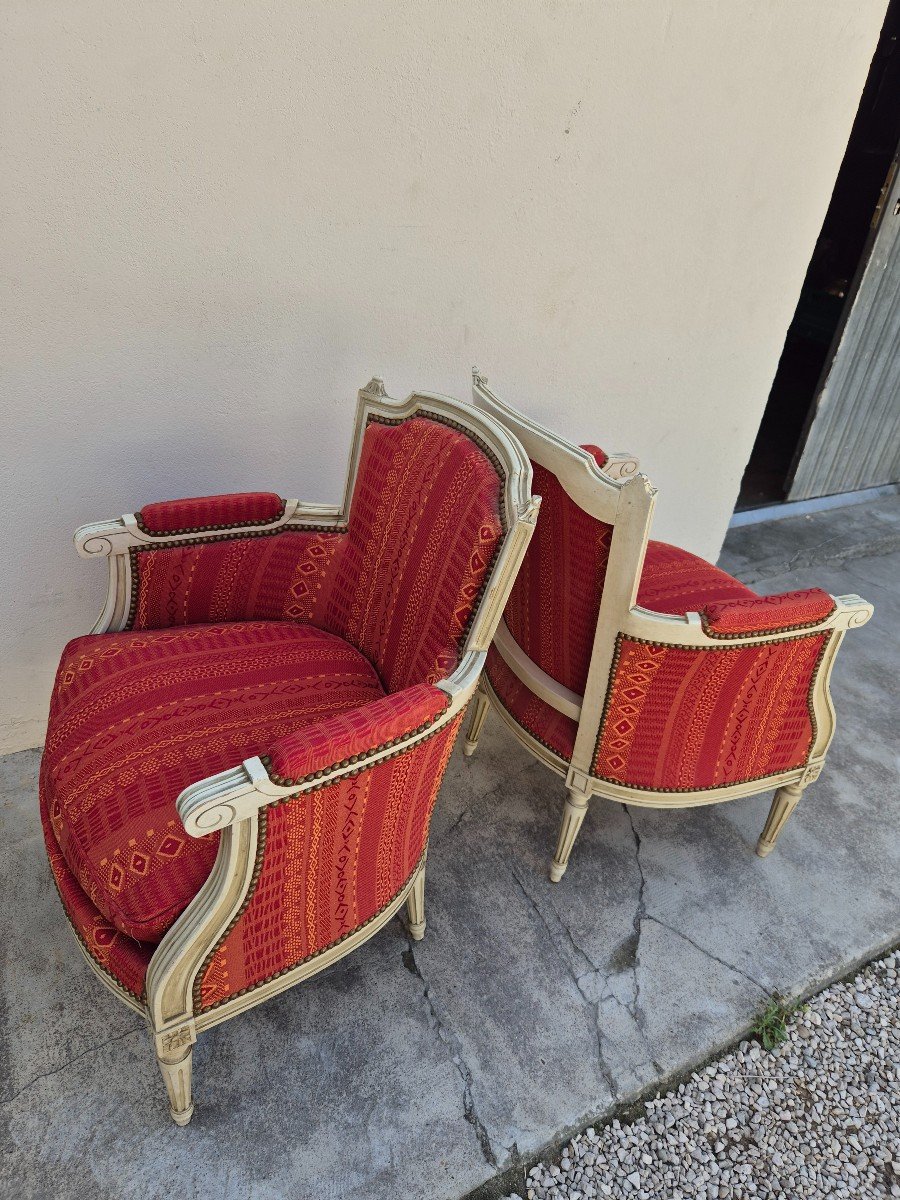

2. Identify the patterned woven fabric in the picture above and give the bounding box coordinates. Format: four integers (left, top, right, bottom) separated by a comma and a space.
593, 633, 829, 790
43, 621, 385, 942
138, 492, 285, 534
132, 530, 344, 630
502, 462, 614, 695
316, 417, 503, 691
637, 540, 755, 615
130, 416, 503, 693
197, 713, 464, 1011
485, 646, 577, 762
41, 786, 152, 1001
266, 685, 449, 783
702, 589, 835, 637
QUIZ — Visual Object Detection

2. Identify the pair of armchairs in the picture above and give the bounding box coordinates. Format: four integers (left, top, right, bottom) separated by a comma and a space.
40, 373, 871, 1125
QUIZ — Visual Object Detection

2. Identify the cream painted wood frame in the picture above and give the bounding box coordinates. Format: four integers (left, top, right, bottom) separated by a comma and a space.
67, 377, 539, 1125
465, 370, 873, 883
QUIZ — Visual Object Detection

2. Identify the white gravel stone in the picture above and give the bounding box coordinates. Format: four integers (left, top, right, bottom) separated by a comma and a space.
513, 953, 898, 1200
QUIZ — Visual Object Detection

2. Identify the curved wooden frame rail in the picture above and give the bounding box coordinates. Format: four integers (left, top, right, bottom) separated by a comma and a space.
464, 369, 873, 882
67, 378, 539, 1124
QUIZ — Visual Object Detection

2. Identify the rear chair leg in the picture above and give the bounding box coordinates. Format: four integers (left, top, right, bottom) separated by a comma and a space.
756, 782, 804, 858
406, 867, 426, 941
550, 786, 591, 882
463, 688, 491, 757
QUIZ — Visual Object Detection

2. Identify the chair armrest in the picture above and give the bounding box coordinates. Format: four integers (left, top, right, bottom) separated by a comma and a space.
135, 492, 286, 537
263, 685, 451, 785
699, 588, 837, 638
176, 682, 456, 836
74, 493, 346, 634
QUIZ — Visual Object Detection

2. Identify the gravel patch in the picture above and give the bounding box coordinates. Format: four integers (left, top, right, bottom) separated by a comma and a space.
510, 951, 899, 1200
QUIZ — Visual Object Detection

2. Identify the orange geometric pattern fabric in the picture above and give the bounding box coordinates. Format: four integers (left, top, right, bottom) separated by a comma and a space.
637, 540, 755, 615
593, 633, 828, 790
41, 787, 152, 1001
702, 588, 835, 637
129, 416, 503, 693
131, 529, 344, 630
485, 646, 577, 762
197, 713, 463, 1011
265, 684, 449, 784
42, 621, 386, 942
502, 461, 614, 695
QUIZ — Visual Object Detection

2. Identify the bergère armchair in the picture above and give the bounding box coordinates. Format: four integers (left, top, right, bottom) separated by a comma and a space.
464, 371, 873, 881
40, 378, 538, 1124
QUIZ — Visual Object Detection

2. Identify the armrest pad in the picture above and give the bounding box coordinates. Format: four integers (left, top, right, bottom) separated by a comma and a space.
701, 588, 836, 638
136, 492, 286, 536
580, 443, 609, 469
263, 684, 451, 786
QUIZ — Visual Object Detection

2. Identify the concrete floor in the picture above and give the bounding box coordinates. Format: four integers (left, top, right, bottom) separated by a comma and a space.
1, 496, 898, 1200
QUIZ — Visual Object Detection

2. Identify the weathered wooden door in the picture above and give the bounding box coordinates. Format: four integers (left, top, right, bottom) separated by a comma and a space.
788, 151, 900, 500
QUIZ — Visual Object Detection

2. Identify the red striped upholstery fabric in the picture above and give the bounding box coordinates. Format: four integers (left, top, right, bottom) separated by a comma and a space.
265, 685, 449, 783
485, 646, 577, 762
137, 492, 285, 535
316, 417, 503, 691
132, 530, 344, 630
637, 540, 755, 615
702, 589, 835, 637
43, 622, 385, 942
41, 787, 152, 1001
502, 462, 614, 696
593, 633, 828, 790
197, 713, 463, 1012
130, 417, 503, 693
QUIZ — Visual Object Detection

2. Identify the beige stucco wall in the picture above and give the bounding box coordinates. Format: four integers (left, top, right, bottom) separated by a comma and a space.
1, 1, 887, 753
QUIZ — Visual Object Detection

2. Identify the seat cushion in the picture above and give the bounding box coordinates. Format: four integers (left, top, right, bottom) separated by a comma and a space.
42, 621, 385, 943
637, 540, 755, 616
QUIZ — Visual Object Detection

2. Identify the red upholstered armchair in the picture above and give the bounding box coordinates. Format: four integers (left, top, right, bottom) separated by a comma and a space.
464, 371, 873, 881
41, 378, 537, 1124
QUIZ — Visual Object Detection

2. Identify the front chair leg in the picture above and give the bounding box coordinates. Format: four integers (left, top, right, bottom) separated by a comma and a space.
155, 1031, 195, 1126
756, 782, 804, 858
550, 787, 591, 882
406, 867, 427, 941
463, 688, 491, 757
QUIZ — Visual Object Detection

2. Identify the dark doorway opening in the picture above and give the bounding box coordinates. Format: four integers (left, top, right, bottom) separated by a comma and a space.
736, 0, 900, 511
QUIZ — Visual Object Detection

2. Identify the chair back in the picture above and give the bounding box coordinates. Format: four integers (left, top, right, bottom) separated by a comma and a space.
470, 370, 656, 774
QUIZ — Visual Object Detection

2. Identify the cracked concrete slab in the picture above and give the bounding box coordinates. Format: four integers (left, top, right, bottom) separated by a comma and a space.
2, 497, 898, 1199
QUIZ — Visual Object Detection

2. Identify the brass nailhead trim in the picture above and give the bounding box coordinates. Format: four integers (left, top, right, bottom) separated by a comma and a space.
135, 499, 289, 538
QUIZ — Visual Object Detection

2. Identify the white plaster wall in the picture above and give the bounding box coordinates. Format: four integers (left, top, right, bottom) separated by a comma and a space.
1, 1, 887, 752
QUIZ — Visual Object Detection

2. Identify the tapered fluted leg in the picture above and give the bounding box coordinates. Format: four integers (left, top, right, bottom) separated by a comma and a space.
406, 868, 426, 941
156, 1041, 194, 1126
550, 787, 590, 882
463, 688, 491, 757
756, 782, 804, 857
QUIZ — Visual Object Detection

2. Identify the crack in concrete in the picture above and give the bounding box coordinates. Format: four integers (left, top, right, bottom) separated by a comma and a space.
621, 808, 663, 1074
402, 941, 497, 1168
646, 915, 770, 995
1, 1023, 145, 1106
508, 865, 618, 1102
